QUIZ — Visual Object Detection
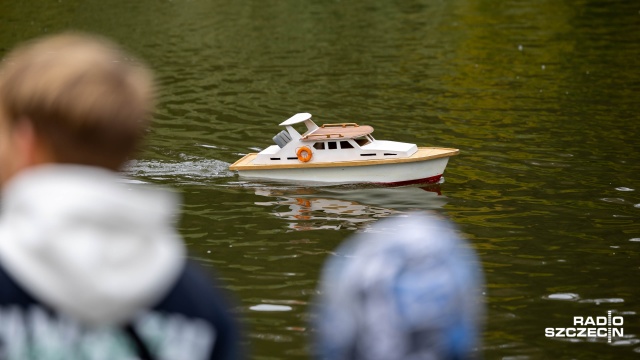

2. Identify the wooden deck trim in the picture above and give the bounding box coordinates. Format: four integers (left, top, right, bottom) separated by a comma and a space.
229, 147, 459, 171
301, 125, 374, 141
321, 123, 359, 128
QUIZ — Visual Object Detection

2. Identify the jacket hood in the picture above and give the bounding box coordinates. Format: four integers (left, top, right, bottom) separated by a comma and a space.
0, 165, 185, 326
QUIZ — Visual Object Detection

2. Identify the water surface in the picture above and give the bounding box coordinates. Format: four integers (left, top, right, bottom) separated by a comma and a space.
2, 0, 639, 358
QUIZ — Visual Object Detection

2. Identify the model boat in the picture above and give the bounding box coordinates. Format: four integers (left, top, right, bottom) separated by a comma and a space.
229, 113, 459, 185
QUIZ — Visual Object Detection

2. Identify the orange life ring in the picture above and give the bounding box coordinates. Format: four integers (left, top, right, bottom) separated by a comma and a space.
296, 146, 313, 162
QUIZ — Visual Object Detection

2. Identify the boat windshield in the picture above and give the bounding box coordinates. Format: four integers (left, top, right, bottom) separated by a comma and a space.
355, 135, 372, 147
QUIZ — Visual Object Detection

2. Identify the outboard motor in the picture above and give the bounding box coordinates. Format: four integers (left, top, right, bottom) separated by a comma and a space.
272, 130, 292, 148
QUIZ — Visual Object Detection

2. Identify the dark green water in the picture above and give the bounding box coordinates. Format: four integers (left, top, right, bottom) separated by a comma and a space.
2, 0, 639, 358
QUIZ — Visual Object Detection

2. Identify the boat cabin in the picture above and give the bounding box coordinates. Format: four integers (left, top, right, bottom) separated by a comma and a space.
252, 113, 417, 165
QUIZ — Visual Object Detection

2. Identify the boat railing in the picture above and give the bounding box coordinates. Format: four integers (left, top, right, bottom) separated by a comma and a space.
321, 123, 359, 128
302, 133, 345, 140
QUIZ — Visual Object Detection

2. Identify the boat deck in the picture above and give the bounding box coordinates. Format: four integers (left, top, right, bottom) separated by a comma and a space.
301, 123, 374, 141
229, 147, 459, 171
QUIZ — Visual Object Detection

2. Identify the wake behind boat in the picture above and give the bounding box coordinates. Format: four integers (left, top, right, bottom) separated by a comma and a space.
229, 113, 459, 185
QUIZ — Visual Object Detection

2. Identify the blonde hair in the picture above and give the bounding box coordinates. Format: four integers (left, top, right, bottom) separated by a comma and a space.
0, 32, 154, 169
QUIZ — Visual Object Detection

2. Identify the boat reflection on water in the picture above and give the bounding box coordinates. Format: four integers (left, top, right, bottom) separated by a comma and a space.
251, 183, 448, 231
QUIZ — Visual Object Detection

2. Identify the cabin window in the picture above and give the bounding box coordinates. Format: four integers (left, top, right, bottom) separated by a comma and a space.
340, 141, 354, 149
287, 157, 298, 160
384, 153, 397, 156
313, 142, 325, 150
328, 142, 338, 150
355, 137, 370, 147
270, 157, 281, 160
360, 153, 376, 157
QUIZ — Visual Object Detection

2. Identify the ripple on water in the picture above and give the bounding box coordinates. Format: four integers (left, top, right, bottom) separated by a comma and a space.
250, 304, 293, 312
544, 293, 580, 301
579, 298, 625, 305
600, 198, 628, 205
117, 178, 148, 185
615, 187, 635, 192
611, 338, 640, 346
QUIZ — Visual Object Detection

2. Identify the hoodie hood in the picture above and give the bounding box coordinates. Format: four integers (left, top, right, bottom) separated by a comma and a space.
0, 165, 185, 326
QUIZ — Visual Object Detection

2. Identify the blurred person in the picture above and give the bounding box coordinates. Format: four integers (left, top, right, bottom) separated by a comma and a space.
0, 33, 240, 359
314, 213, 484, 360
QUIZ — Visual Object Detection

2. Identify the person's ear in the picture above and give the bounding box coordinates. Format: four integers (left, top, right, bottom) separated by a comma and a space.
13, 118, 54, 167
12, 119, 39, 166
0, 118, 39, 186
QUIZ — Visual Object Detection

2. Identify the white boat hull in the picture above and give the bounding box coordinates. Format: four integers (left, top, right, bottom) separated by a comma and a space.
234, 156, 450, 185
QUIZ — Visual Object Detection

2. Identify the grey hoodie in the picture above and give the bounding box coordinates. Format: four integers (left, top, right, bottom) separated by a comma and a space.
0, 165, 185, 326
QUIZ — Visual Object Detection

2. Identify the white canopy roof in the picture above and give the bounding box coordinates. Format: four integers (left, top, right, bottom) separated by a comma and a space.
279, 112, 313, 126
